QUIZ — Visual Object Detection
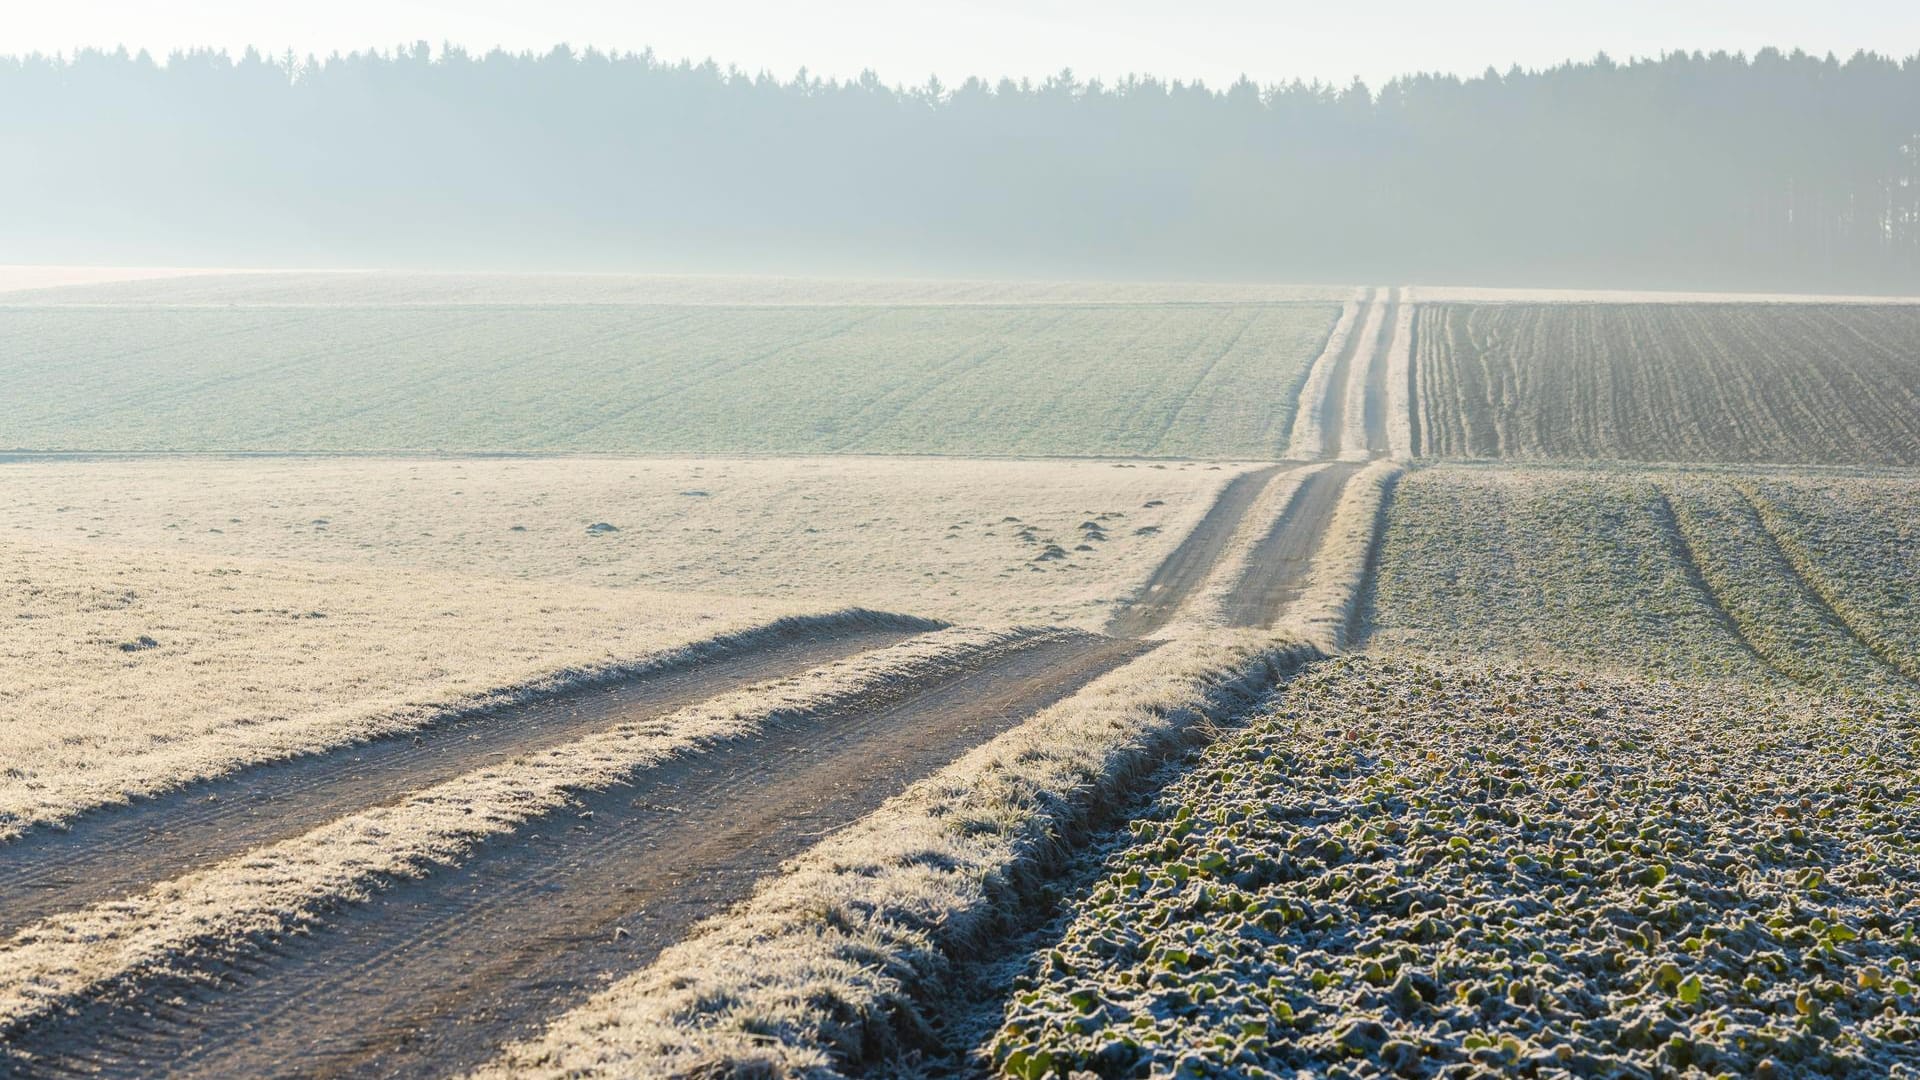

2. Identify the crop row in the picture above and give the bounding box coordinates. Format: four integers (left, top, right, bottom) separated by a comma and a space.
1413, 304, 1920, 466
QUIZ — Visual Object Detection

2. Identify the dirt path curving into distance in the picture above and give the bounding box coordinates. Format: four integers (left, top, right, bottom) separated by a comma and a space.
0, 448, 1293, 1077
5, 633, 1152, 1079
3, 454, 1291, 941
0, 620, 926, 940
1213, 285, 1404, 629
0, 294, 1415, 1078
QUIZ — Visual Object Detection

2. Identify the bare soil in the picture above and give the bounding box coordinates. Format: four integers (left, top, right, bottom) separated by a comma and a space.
1412, 302, 1920, 465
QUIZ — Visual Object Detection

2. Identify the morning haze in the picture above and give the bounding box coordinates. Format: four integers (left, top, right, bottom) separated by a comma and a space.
5, 10, 1920, 289
3, 6, 1919, 1079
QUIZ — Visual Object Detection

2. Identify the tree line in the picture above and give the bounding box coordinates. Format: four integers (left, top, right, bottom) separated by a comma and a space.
4, 44, 1918, 291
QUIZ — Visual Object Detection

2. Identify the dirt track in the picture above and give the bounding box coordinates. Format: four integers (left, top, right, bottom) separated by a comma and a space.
1315, 288, 1373, 458
0, 621, 925, 940
1223, 464, 1362, 628
1212, 287, 1396, 628
1361, 288, 1400, 456
2, 456, 1282, 938
0, 451, 1282, 1080
0, 450, 1270, 1077
5, 632, 1151, 1079
1105, 464, 1288, 637
0, 296, 1401, 1078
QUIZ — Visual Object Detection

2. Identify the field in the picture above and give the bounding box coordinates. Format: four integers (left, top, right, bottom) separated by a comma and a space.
1413, 304, 1920, 466
0, 274, 1338, 457
1, 269, 1355, 306
991, 657, 1920, 1078
965, 306, 1920, 1079
0, 534, 839, 838
0, 455, 1239, 627
0, 455, 1247, 835
2, 272, 1918, 1079
1406, 285, 1920, 305
1366, 464, 1920, 695
0, 265, 237, 294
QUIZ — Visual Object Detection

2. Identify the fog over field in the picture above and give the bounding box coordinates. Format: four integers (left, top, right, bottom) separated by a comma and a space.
0, 281, 1336, 456
4, 10, 1920, 1080
6, 43, 1920, 291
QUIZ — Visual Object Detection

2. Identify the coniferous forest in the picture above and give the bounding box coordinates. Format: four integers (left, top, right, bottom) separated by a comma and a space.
6, 44, 1919, 290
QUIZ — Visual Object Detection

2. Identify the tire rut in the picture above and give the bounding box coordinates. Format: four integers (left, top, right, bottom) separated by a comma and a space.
1730, 485, 1920, 687
3, 633, 1153, 1080
1646, 487, 1792, 681
1405, 298, 1423, 457
1314, 289, 1372, 458
0, 620, 927, 940
1362, 289, 1400, 456
1104, 464, 1289, 637
1223, 464, 1362, 629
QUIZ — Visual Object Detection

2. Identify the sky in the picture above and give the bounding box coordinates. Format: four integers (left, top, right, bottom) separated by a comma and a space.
6, 0, 1918, 89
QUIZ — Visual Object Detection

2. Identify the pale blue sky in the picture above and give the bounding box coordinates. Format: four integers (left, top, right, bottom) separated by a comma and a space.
9, 1, 1918, 88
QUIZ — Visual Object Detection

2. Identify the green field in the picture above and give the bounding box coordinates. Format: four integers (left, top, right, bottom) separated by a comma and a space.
1365, 463, 1920, 697
0, 289, 1335, 457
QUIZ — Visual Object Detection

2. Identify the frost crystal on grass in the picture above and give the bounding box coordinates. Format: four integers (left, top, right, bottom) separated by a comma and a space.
993, 658, 1920, 1079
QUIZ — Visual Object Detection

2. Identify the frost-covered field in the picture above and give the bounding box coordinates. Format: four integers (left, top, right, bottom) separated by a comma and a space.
1738, 475, 1920, 680
0, 454, 1247, 836
10, 274, 1919, 1077
984, 463, 1920, 1078
992, 657, 1920, 1079
0, 456, 1238, 627
0, 275, 1336, 457
1367, 464, 1920, 695
0, 536, 821, 837
1408, 285, 1920, 305
1414, 304, 1920, 466
3, 269, 1352, 307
